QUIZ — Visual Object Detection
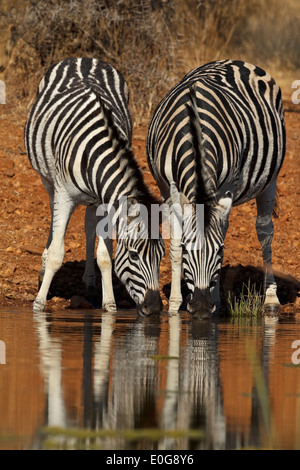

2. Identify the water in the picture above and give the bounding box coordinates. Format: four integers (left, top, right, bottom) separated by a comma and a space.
0, 307, 300, 450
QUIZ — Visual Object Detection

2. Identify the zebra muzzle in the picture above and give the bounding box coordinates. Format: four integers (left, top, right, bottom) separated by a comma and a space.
137, 289, 163, 317
187, 287, 215, 319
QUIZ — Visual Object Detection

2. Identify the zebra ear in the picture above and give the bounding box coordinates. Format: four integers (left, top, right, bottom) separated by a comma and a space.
216, 191, 233, 219
126, 196, 140, 223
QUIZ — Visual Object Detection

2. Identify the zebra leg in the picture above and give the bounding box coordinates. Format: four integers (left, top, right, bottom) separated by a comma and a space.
33, 190, 75, 312
169, 237, 183, 312
96, 235, 117, 312
255, 181, 280, 315
39, 178, 54, 289
83, 205, 98, 300
212, 216, 229, 313
168, 182, 183, 312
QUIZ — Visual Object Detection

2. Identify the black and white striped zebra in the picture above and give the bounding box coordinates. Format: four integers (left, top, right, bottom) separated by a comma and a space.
25, 57, 164, 316
146, 60, 286, 318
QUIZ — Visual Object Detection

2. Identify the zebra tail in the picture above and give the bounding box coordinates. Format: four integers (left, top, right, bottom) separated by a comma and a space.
186, 84, 217, 205
273, 190, 280, 218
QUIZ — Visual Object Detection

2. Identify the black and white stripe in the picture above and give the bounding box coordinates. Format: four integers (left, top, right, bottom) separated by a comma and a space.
147, 59, 286, 317
25, 57, 164, 316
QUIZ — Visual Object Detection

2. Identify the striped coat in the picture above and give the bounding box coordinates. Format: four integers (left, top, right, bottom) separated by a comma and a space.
147, 60, 286, 317
25, 58, 164, 315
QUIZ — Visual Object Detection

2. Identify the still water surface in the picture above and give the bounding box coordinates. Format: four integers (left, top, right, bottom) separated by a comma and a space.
0, 307, 300, 450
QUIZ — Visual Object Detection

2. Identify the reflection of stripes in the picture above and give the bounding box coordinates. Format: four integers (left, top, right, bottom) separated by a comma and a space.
25, 58, 164, 315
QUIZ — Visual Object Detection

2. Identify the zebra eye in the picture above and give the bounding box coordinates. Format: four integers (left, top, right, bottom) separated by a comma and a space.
216, 244, 224, 255
129, 251, 139, 261
210, 279, 217, 288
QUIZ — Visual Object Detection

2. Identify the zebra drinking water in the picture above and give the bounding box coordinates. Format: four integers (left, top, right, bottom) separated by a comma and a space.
25, 57, 164, 316
146, 60, 286, 318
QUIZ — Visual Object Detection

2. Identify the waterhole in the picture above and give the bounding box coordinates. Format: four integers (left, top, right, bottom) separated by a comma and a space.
0, 307, 300, 450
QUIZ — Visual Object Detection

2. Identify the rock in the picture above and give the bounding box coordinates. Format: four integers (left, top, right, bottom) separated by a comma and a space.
0, 157, 14, 170
5, 168, 15, 178
68, 241, 81, 249
2, 263, 17, 277
22, 245, 43, 256
32, 263, 42, 272
26, 293, 36, 301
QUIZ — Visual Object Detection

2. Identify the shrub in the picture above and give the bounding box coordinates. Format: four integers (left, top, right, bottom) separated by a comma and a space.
1, 0, 299, 119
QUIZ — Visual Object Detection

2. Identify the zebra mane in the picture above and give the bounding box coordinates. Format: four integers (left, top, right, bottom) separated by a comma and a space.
98, 93, 160, 209
186, 85, 218, 206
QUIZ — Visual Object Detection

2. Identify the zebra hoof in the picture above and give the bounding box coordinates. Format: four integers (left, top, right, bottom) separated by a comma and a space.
263, 303, 281, 316
33, 298, 46, 312
168, 299, 182, 313
103, 302, 117, 312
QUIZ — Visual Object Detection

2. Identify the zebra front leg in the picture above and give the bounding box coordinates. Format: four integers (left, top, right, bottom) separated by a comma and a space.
83, 205, 98, 303
168, 182, 183, 312
169, 237, 183, 312
256, 181, 280, 315
33, 192, 75, 312
96, 236, 117, 312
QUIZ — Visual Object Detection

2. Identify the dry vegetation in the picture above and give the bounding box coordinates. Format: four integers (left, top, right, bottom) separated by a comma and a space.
1, 0, 300, 121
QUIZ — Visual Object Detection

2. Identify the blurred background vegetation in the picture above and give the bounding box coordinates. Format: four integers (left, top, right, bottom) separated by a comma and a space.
0, 0, 300, 122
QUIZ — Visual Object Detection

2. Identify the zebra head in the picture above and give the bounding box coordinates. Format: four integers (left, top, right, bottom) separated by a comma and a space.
114, 197, 165, 317
182, 192, 232, 319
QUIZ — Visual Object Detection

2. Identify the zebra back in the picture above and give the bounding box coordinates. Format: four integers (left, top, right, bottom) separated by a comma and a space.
24, 58, 139, 205
147, 59, 286, 206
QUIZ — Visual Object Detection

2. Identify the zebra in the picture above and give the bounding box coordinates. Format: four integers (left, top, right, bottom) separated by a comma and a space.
25, 57, 165, 316
146, 59, 286, 318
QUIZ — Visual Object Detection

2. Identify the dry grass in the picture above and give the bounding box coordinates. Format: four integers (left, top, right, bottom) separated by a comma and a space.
0, 0, 300, 121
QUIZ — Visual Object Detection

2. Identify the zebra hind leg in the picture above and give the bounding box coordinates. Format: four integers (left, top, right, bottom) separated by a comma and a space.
33, 190, 75, 312
82, 205, 99, 306
255, 181, 280, 315
168, 182, 183, 312
38, 178, 54, 289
